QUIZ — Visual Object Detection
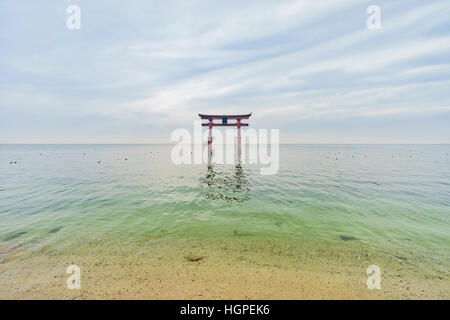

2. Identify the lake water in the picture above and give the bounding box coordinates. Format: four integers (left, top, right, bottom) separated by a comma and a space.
1, 144, 449, 278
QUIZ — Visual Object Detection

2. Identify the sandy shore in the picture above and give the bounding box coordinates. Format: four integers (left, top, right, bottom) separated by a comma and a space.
0, 237, 448, 299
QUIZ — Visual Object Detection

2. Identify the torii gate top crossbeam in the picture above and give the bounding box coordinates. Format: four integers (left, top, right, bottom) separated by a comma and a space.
199, 113, 252, 120
199, 113, 251, 126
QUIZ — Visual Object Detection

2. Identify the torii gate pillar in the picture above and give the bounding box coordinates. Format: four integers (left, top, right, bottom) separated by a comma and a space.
208, 119, 213, 155
237, 119, 242, 154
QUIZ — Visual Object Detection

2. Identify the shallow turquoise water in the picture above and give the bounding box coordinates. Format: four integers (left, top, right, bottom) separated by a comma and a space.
1, 144, 449, 260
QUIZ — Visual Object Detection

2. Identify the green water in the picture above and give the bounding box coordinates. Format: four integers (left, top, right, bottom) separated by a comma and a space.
1, 144, 449, 264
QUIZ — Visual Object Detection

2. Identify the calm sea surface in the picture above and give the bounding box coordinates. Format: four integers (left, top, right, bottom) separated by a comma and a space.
1, 144, 449, 265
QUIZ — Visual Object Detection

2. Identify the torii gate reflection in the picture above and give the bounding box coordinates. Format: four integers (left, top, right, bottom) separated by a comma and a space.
199, 113, 252, 158
201, 161, 250, 202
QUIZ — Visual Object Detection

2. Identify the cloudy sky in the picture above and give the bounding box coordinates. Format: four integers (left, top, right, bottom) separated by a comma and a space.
1, 0, 449, 143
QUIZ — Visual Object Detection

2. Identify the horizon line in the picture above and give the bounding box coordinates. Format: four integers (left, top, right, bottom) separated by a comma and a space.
1, 143, 449, 146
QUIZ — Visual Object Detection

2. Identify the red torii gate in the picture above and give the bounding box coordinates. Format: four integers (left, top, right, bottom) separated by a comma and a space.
199, 113, 252, 155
